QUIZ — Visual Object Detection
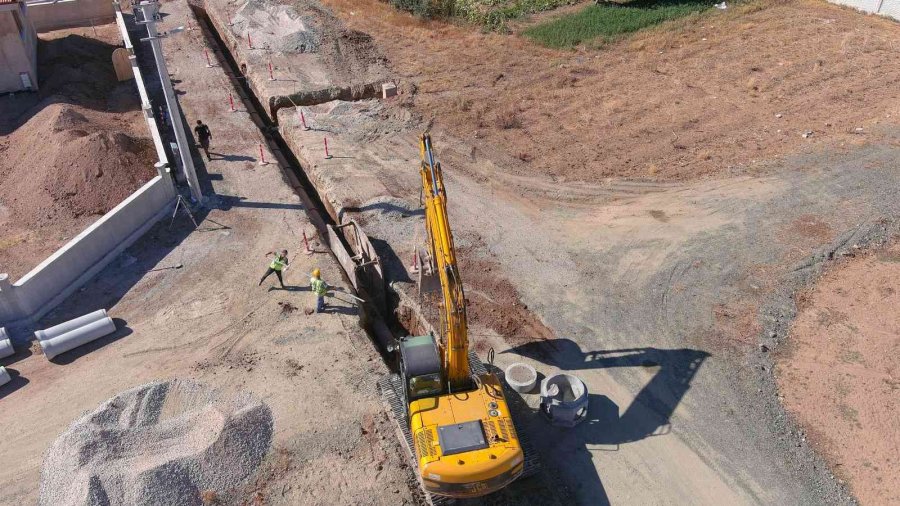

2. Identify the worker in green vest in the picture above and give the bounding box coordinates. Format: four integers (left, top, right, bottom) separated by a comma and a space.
258, 249, 289, 289
310, 268, 328, 313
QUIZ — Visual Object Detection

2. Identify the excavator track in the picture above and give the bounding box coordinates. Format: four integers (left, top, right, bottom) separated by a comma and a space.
378, 351, 541, 506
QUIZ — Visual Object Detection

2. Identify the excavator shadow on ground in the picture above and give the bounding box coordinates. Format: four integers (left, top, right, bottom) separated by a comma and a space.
494, 339, 709, 505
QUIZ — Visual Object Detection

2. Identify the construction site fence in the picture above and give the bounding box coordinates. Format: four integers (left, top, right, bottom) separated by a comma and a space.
828, 0, 900, 20
0, 1, 176, 332
0, 176, 176, 329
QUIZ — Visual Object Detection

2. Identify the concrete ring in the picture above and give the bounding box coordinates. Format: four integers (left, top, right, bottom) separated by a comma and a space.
504, 362, 537, 394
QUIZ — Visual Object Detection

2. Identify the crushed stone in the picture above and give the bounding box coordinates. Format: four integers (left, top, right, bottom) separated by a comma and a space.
39, 379, 273, 506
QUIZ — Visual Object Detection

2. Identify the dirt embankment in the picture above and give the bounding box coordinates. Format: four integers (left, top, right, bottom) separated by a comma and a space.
776, 244, 900, 506
321, 0, 900, 183
0, 26, 156, 280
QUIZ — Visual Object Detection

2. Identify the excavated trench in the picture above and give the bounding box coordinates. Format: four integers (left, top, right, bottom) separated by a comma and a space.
191, 6, 413, 362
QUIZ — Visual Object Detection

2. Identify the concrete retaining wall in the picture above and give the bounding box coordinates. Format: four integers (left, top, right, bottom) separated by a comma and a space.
828, 0, 900, 20
0, 3, 175, 331
0, 176, 176, 327
25, 0, 114, 32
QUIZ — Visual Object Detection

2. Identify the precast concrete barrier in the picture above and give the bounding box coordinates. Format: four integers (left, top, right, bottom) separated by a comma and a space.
39, 313, 116, 360
0, 327, 13, 359
0, 366, 10, 387
35, 309, 109, 341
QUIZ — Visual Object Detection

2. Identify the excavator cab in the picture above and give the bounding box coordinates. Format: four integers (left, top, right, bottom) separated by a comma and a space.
398, 335, 443, 403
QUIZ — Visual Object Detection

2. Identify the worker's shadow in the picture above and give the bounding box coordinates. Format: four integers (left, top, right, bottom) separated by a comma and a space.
320, 304, 358, 316
495, 339, 709, 505
268, 285, 308, 292
207, 152, 257, 163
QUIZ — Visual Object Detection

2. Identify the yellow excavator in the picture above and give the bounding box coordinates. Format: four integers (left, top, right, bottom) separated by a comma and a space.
380, 134, 533, 500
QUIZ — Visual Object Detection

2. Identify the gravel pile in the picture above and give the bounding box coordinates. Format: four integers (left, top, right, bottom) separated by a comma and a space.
39, 380, 273, 506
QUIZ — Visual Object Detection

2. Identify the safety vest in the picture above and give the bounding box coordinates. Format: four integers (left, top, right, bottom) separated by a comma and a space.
310, 277, 328, 296
270, 255, 287, 271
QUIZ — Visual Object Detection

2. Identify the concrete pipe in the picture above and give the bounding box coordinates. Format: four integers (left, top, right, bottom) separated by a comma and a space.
539, 373, 589, 428
40, 316, 117, 360
35, 309, 109, 341
0, 327, 13, 359
0, 366, 10, 387
504, 363, 538, 393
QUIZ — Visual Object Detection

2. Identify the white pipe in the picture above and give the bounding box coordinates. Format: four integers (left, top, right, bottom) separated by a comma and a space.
35, 309, 108, 341
0, 327, 13, 359
40, 316, 116, 360
0, 367, 10, 387
0, 338, 13, 360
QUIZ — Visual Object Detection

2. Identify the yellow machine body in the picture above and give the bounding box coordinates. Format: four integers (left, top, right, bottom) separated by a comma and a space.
407, 134, 524, 497
409, 373, 524, 497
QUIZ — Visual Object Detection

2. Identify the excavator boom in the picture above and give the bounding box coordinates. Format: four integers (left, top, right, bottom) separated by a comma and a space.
375, 133, 526, 499
420, 134, 470, 390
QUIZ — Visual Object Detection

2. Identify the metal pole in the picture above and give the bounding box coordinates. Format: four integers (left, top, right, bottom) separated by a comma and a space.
136, 1, 203, 203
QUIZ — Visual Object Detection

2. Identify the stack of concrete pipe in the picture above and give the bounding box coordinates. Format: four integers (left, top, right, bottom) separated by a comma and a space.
0, 327, 14, 360
0, 327, 16, 386
0, 327, 12, 388
36, 309, 116, 360
0, 366, 9, 387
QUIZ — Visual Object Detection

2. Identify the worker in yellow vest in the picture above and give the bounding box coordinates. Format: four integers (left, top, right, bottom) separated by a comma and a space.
310, 268, 328, 313
258, 249, 289, 289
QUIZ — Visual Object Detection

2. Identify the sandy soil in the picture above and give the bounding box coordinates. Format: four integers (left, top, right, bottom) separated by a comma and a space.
776, 244, 900, 506
321, 0, 900, 182
0, 25, 155, 280
0, 6, 416, 505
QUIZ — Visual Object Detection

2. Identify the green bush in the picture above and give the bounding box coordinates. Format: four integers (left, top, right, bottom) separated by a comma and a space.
524, 0, 717, 48
386, 0, 455, 17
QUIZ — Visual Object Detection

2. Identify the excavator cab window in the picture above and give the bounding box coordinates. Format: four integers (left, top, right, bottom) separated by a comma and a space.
409, 373, 441, 398
400, 335, 443, 401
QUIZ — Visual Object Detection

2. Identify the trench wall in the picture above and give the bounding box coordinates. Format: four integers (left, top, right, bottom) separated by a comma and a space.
0, 5, 176, 331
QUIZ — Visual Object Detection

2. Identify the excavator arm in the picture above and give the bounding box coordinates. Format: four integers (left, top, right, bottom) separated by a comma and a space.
419, 133, 470, 391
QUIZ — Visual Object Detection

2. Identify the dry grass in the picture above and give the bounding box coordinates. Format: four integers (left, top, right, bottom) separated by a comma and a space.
495, 109, 523, 129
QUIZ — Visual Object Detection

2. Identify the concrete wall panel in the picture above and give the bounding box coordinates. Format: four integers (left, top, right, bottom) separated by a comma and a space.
0, 176, 176, 328
0, 6, 38, 93
828, 0, 900, 20
26, 0, 114, 32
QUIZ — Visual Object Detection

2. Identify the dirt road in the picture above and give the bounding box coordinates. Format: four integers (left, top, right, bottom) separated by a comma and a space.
777, 244, 900, 506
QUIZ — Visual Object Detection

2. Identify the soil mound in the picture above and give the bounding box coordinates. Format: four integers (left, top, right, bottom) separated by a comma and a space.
39, 380, 273, 506
0, 24, 155, 279
0, 103, 156, 226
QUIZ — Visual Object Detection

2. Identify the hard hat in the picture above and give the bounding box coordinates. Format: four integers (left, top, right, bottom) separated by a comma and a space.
312, 268, 320, 278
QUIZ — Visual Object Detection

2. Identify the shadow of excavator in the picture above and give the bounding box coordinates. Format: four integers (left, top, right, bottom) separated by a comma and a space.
495, 339, 709, 505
